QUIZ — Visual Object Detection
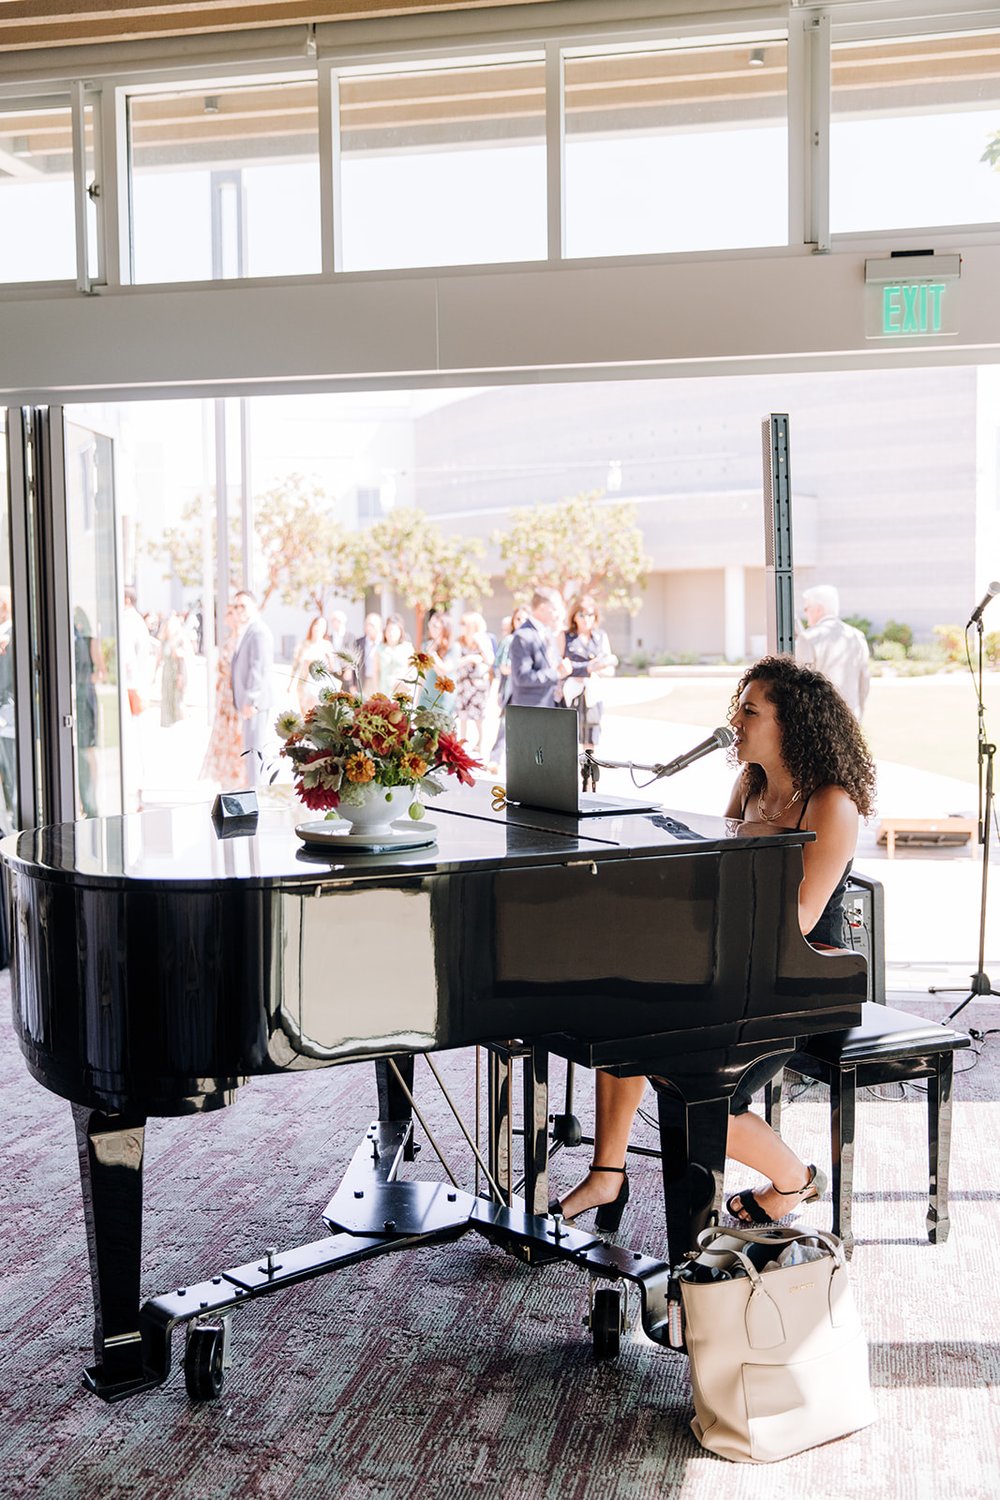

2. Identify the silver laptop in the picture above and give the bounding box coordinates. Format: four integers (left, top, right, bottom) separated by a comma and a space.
504, 705, 662, 817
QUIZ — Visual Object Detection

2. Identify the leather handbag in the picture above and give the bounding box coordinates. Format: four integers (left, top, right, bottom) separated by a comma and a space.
677, 1224, 876, 1463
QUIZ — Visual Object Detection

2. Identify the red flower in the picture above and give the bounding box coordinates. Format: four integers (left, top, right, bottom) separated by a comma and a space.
296, 781, 341, 811
435, 732, 481, 788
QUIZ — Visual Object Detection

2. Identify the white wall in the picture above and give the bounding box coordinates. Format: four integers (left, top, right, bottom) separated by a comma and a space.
3, 245, 999, 404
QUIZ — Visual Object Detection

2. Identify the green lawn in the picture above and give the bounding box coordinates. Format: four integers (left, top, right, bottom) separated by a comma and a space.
615, 672, 1000, 784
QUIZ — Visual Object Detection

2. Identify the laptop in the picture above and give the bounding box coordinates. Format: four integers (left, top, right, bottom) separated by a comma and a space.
504, 704, 662, 818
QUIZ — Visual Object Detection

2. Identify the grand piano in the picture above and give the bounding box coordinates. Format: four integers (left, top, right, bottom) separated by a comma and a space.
1, 784, 865, 1401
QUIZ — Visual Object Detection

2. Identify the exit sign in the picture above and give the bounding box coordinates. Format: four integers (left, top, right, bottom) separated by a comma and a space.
864, 254, 960, 339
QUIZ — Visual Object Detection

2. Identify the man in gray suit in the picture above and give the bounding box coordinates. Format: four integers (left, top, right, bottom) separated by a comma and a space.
231, 590, 274, 782
509, 587, 573, 709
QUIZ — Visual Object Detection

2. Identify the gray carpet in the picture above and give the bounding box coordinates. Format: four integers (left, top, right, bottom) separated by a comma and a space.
2, 980, 999, 1499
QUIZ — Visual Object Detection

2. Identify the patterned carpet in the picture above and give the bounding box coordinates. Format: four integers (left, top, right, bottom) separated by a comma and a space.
2, 978, 999, 1500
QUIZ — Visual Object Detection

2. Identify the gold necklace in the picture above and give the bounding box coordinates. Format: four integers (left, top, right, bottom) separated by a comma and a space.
756, 784, 801, 823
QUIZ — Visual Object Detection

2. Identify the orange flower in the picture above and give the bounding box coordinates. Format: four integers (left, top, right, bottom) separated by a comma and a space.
410, 651, 433, 672
401, 753, 429, 778
345, 752, 376, 783
435, 675, 455, 695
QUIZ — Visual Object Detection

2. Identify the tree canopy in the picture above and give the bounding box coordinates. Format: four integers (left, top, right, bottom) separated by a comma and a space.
494, 492, 650, 614
360, 507, 491, 643
255, 474, 363, 615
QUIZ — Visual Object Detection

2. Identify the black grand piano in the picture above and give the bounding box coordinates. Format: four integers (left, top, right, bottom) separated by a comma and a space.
1, 785, 865, 1402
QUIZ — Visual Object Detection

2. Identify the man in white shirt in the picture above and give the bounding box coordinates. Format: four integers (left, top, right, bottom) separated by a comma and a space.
795, 584, 871, 719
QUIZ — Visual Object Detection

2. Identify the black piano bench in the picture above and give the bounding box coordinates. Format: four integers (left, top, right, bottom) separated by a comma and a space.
764, 1002, 972, 1256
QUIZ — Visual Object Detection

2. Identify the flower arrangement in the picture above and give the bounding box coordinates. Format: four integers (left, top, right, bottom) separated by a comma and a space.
273, 651, 480, 816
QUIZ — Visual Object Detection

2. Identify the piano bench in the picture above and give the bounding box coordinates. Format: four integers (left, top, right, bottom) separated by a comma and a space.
764, 1002, 972, 1256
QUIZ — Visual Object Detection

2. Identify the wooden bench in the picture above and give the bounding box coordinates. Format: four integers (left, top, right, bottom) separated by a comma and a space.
876, 815, 979, 858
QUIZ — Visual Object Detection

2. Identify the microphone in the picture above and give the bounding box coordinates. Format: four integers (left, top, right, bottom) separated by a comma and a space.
968, 581, 1000, 627
653, 725, 736, 779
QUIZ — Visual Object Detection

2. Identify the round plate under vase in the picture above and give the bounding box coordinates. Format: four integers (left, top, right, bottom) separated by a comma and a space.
294, 819, 438, 853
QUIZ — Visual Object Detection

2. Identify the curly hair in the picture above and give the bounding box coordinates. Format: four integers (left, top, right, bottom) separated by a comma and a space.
729, 655, 876, 818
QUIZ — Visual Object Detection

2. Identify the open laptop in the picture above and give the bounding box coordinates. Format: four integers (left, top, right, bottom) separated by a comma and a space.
504, 704, 662, 817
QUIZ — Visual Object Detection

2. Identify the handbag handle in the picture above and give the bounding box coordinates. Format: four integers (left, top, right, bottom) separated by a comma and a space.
694, 1223, 847, 1271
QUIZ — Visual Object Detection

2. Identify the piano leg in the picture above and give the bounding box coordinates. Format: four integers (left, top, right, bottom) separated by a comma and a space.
653, 1087, 730, 1263
72, 1104, 152, 1399
375, 1055, 416, 1160
521, 1047, 549, 1218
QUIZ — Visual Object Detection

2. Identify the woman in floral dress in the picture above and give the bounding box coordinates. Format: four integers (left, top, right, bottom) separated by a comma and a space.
200, 602, 245, 787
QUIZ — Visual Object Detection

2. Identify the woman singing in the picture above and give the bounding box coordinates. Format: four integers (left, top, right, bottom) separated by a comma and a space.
550, 655, 876, 1232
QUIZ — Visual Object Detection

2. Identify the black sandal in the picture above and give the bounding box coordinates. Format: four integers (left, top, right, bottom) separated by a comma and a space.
726, 1165, 827, 1227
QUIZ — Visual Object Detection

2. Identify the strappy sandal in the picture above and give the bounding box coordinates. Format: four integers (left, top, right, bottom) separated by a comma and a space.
726, 1164, 827, 1227
549, 1163, 630, 1232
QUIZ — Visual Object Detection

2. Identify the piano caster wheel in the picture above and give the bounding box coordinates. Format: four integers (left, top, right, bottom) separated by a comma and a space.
184, 1323, 226, 1401
551, 1113, 583, 1149
590, 1288, 623, 1361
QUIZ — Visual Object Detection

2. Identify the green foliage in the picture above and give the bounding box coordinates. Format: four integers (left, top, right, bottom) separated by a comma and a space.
933, 624, 966, 663
842, 614, 874, 644
907, 641, 946, 663
873, 639, 906, 662
880, 619, 913, 651
255, 474, 362, 616
144, 492, 242, 590
361, 507, 491, 643
985, 631, 1000, 667
493, 491, 650, 614
982, 131, 1000, 170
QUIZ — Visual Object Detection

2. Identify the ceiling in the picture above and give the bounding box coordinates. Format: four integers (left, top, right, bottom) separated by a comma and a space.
0, 0, 550, 52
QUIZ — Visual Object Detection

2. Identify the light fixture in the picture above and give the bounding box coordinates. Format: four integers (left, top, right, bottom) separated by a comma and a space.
203, 96, 220, 113
749, 48, 765, 67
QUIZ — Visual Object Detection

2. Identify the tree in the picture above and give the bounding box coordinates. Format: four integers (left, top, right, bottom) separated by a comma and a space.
144, 492, 242, 590
361, 507, 491, 644
494, 492, 650, 613
255, 474, 364, 615
982, 131, 1000, 170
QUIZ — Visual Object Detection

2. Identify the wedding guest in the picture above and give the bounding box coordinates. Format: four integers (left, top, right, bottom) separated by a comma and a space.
485, 605, 528, 773
158, 612, 190, 728
417, 609, 459, 714
360, 613, 383, 697
289, 616, 338, 714
561, 595, 618, 752
509, 588, 572, 709
200, 601, 245, 788
231, 590, 274, 782
378, 614, 412, 698
453, 611, 494, 752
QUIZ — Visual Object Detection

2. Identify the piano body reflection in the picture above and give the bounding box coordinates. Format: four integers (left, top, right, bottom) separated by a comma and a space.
1, 788, 865, 1401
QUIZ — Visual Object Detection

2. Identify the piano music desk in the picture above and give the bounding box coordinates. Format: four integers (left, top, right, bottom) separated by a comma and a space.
1, 790, 865, 1404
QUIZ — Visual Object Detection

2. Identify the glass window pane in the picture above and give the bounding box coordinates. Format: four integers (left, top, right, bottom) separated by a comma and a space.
0, 103, 80, 282
0, 413, 16, 832
339, 59, 547, 271
129, 79, 321, 283
565, 40, 788, 257
65, 422, 123, 818
831, 30, 1000, 234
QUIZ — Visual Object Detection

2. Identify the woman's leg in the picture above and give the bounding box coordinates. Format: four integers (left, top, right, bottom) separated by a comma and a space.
726, 1111, 813, 1221
555, 1071, 647, 1219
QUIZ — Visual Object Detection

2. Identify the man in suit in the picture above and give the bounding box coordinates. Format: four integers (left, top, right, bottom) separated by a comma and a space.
231, 590, 274, 782
509, 587, 572, 709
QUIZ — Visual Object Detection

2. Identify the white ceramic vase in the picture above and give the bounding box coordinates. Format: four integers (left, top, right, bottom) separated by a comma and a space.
337, 781, 410, 837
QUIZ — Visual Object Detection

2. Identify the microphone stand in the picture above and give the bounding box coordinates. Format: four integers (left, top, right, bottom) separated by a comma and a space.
928, 617, 999, 1020
580, 750, 678, 793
